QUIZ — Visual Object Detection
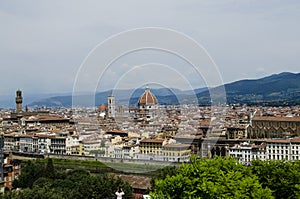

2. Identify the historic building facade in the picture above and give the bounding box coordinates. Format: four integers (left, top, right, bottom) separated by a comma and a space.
247, 116, 300, 138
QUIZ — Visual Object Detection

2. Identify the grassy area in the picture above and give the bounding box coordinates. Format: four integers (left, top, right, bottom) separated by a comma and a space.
34, 158, 165, 176
44, 158, 108, 167
105, 162, 164, 174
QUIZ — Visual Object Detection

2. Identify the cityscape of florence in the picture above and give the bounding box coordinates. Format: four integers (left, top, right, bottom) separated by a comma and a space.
1, 1, 300, 199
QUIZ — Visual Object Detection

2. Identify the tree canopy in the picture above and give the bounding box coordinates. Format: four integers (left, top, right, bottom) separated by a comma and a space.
151, 157, 274, 199
3, 159, 133, 199
251, 159, 300, 199
2, 157, 300, 199
150, 157, 300, 199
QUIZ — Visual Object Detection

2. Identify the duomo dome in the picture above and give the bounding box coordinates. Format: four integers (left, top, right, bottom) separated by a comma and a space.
138, 86, 158, 106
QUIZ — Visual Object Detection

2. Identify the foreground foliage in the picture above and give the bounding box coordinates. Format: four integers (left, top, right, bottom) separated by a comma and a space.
151, 157, 300, 199
1, 159, 133, 199
2, 157, 300, 199
151, 157, 273, 198
251, 159, 300, 199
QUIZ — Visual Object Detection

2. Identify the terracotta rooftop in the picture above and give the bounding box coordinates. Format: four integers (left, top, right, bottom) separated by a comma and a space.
265, 139, 290, 143
98, 104, 106, 111
25, 115, 69, 122
291, 137, 300, 143
112, 174, 151, 190
140, 138, 164, 143
164, 144, 191, 148
253, 116, 300, 122
138, 87, 158, 105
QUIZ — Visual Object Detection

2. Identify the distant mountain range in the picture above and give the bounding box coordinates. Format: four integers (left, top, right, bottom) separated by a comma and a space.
223, 72, 300, 105
18, 72, 300, 107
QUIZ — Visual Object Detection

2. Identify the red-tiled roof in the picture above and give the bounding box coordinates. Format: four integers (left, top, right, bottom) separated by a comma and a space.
98, 104, 106, 111
253, 116, 300, 122
138, 87, 158, 105
291, 137, 300, 143
164, 144, 191, 148
265, 139, 290, 143
112, 174, 151, 190
140, 138, 164, 143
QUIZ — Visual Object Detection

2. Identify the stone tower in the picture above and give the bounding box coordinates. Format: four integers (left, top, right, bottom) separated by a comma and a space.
107, 94, 115, 118
15, 89, 23, 113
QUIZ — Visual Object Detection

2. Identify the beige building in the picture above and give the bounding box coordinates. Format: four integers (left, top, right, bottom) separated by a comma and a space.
66, 135, 83, 155
139, 138, 164, 160
162, 144, 191, 162
139, 138, 192, 162
82, 140, 101, 156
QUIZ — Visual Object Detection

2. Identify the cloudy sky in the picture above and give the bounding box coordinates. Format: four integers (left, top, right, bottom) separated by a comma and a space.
1, 0, 300, 96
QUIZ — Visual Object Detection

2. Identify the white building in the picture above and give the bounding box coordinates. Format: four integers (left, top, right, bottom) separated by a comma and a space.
291, 137, 300, 160
229, 142, 266, 164
265, 139, 290, 161
3, 134, 20, 151
19, 135, 33, 153
122, 145, 140, 159
82, 140, 101, 156
230, 137, 300, 163
265, 137, 300, 161
37, 135, 51, 154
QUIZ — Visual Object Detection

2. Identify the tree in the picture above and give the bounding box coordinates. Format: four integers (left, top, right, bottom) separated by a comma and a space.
12, 160, 45, 189
11, 163, 133, 199
150, 157, 274, 199
44, 158, 55, 179
150, 166, 178, 189
251, 159, 300, 199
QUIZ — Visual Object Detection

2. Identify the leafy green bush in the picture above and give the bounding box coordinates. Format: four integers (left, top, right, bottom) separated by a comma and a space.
151, 157, 274, 199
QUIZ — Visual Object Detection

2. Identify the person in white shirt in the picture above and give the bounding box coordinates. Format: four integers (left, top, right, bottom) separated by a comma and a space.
115, 187, 125, 199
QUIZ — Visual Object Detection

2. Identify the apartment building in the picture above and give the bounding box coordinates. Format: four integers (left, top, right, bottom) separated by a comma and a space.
139, 138, 164, 160
265, 139, 290, 160
49, 137, 66, 154
291, 137, 300, 160
229, 142, 266, 164
162, 144, 191, 162
2, 156, 21, 189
